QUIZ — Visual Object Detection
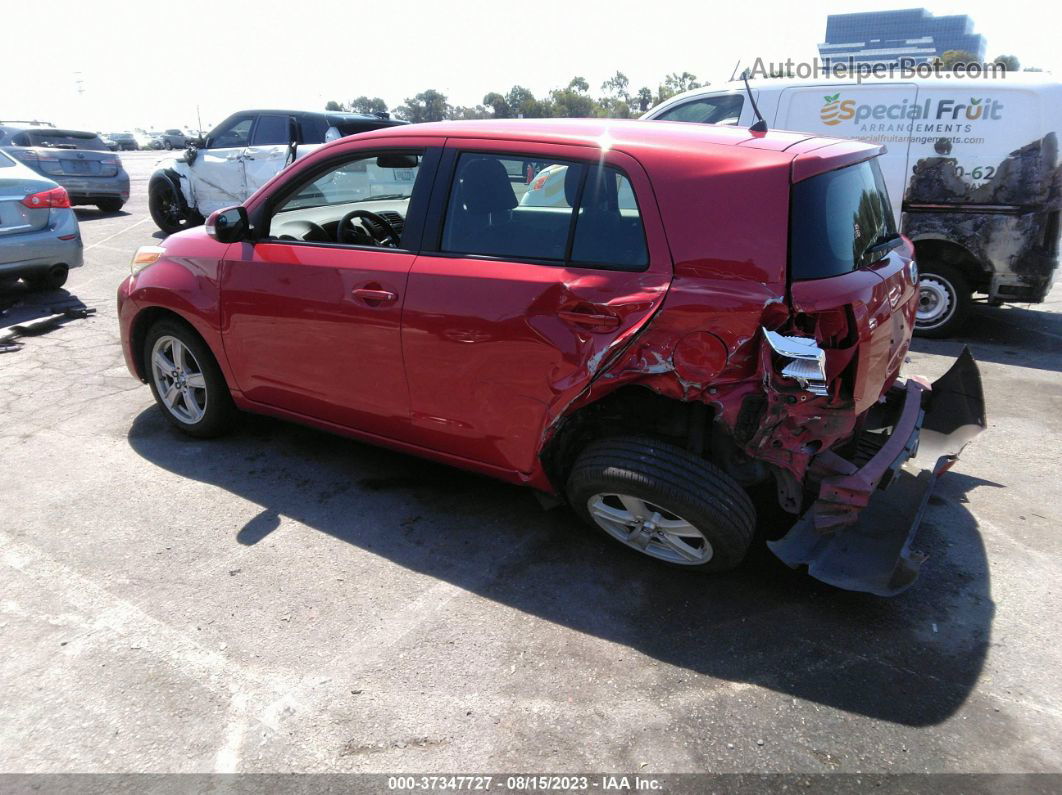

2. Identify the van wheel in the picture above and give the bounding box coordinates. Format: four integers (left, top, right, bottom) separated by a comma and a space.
143, 319, 236, 438
567, 436, 756, 571
96, 198, 124, 212
915, 263, 971, 338
149, 178, 189, 235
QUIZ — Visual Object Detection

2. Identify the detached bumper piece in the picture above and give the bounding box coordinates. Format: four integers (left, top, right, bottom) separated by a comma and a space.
768, 348, 986, 596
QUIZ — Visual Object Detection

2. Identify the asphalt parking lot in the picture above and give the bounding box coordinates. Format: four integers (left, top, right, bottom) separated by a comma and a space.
1, 150, 1061, 775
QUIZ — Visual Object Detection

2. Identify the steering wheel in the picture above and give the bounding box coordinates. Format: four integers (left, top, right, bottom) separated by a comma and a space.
337, 210, 400, 247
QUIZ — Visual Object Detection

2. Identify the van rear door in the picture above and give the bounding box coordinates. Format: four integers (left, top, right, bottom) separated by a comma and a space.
776, 83, 918, 221
787, 152, 918, 413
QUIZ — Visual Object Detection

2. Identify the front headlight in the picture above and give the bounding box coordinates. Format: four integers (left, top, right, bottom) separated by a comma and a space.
131, 245, 164, 276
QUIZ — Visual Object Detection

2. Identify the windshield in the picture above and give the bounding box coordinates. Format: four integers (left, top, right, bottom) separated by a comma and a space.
280, 156, 420, 212
789, 158, 897, 281
12, 130, 109, 151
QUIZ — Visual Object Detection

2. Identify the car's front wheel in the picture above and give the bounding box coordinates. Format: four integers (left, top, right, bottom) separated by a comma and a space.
567, 436, 756, 571
149, 178, 192, 235
143, 319, 236, 438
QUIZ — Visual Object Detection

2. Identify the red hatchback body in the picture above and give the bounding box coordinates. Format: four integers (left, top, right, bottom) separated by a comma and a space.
118, 119, 985, 595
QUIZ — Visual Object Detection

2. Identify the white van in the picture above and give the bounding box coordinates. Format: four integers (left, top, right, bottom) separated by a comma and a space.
644, 75, 1062, 336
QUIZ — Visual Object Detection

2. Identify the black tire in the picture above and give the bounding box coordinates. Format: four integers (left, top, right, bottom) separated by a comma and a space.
914, 262, 971, 338
26, 265, 69, 291
567, 435, 756, 572
96, 198, 124, 213
164, 140, 174, 150
149, 177, 188, 235
143, 318, 236, 439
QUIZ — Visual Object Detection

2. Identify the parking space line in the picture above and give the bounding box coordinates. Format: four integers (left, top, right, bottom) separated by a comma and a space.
85, 218, 150, 252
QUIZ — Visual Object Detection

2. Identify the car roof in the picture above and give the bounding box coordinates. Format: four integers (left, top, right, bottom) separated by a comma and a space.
349, 117, 870, 159
226, 108, 403, 123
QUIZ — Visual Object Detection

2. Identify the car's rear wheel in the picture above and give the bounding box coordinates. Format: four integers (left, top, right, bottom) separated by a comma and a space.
567, 436, 756, 571
26, 265, 69, 291
143, 319, 236, 438
149, 178, 189, 235
915, 263, 971, 338
96, 198, 124, 212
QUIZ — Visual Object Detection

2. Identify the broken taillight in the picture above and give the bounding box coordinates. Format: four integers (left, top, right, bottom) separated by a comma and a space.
763, 328, 829, 396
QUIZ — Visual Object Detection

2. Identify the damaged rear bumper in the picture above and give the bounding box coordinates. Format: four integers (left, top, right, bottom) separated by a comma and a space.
767, 347, 986, 596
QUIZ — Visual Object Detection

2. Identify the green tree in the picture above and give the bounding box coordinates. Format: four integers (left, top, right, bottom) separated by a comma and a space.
483, 92, 511, 118
395, 89, 451, 123
598, 71, 632, 118
654, 72, 702, 105
503, 85, 551, 118
992, 54, 1020, 71
568, 76, 590, 93
547, 76, 597, 118
324, 100, 344, 111
448, 105, 492, 120
634, 86, 654, 113
934, 50, 979, 70
350, 96, 388, 115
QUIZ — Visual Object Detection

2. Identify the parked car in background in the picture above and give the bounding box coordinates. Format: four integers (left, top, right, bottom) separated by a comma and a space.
147, 109, 405, 234
132, 131, 155, 150
120, 118, 984, 595
99, 134, 119, 151
107, 133, 138, 151
0, 125, 129, 212
157, 129, 187, 150
0, 150, 83, 290
643, 74, 1062, 337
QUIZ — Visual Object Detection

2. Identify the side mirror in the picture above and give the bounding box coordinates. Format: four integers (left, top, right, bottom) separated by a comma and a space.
206, 206, 249, 243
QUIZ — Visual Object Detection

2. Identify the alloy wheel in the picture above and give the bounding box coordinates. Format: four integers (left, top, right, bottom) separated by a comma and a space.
151, 335, 208, 424
586, 493, 713, 565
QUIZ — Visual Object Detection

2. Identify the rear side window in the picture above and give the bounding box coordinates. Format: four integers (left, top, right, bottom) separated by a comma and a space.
441, 153, 648, 270
0, 151, 13, 168
252, 114, 290, 145
656, 94, 744, 125
790, 159, 897, 281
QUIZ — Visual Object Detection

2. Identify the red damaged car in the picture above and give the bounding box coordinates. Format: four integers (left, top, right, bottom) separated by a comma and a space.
118, 118, 985, 595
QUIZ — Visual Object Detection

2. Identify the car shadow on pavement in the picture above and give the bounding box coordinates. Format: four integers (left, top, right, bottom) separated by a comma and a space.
911, 302, 1062, 374
127, 408, 996, 728
0, 283, 92, 346
74, 207, 131, 221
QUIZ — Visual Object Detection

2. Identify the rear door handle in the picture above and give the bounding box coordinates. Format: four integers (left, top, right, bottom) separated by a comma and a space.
352, 287, 398, 305
557, 308, 621, 331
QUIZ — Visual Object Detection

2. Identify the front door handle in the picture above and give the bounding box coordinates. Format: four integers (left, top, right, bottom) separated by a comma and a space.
352, 287, 398, 306
557, 308, 621, 331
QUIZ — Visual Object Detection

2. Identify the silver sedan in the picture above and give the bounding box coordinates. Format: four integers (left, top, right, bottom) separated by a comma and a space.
0, 151, 83, 290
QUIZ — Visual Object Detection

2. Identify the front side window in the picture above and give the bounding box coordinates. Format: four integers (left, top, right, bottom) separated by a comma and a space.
656, 94, 744, 125
268, 151, 423, 248
790, 158, 898, 281
209, 117, 253, 148
441, 153, 648, 269
252, 115, 290, 146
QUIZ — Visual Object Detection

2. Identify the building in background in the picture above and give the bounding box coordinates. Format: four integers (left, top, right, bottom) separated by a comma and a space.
818, 8, 986, 67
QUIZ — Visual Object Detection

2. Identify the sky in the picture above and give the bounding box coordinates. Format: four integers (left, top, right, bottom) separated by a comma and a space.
3, 0, 1055, 132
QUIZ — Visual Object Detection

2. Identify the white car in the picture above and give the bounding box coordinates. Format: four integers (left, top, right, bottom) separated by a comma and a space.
642, 74, 1062, 337
147, 109, 404, 234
